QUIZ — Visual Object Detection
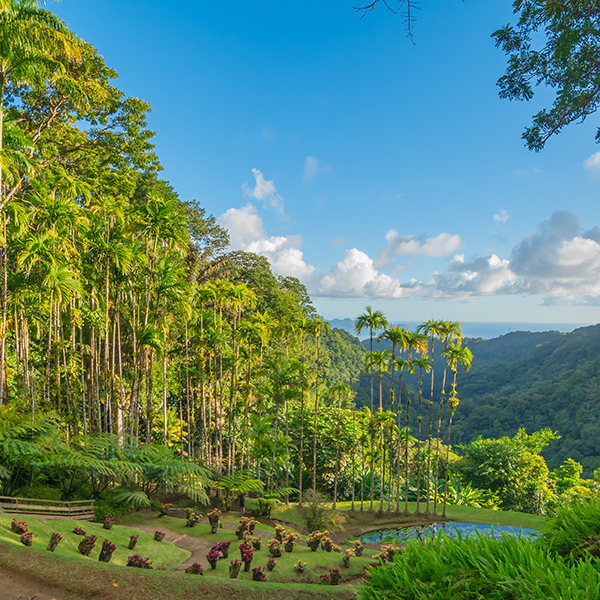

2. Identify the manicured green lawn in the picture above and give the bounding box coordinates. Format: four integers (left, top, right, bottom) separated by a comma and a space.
0, 513, 189, 569
272, 501, 545, 531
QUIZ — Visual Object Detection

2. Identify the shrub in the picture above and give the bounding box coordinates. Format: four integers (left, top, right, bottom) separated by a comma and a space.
241, 547, 254, 572
274, 524, 285, 542
294, 559, 306, 573
11, 519, 28, 534
268, 538, 282, 557
252, 566, 266, 581
329, 568, 341, 585
267, 557, 276, 571
73, 527, 85, 536
20, 532, 33, 547
154, 531, 165, 542
352, 539, 364, 557
217, 541, 231, 558
319, 573, 330, 584
208, 508, 221, 534
542, 499, 600, 562
342, 549, 355, 568
363, 533, 600, 600
128, 534, 138, 550
185, 563, 204, 575
228, 559, 241, 578
185, 508, 201, 527
103, 516, 116, 530
98, 539, 116, 563
78, 535, 97, 556
127, 554, 153, 569
252, 535, 262, 550
47, 532, 62, 552
206, 547, 221, 569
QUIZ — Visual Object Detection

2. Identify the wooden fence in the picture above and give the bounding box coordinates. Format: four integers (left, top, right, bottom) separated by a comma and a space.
0, 496, 95, 520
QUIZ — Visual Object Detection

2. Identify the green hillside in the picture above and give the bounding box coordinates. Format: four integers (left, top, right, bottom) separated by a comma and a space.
453, 324, 600, 473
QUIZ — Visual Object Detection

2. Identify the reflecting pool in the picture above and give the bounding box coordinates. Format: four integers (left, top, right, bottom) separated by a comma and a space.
358, 522, 538, 544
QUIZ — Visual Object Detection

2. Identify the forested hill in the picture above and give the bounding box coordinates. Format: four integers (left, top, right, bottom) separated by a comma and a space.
343, 325, 600, 474
453, 324, 600, 474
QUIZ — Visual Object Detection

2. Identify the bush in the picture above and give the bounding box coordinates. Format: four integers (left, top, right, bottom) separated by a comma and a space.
78, 534, 97, 556
127, 554, 153, 569
362, 533, 600, 600
542, 499, 600, 562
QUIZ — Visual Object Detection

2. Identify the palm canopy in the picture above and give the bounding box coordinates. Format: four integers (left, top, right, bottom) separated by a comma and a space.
355, 305, 388, 338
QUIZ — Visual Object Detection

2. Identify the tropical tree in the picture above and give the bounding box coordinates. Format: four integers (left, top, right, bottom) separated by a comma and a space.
441, 342, 472, 517
416, 318, 446, 514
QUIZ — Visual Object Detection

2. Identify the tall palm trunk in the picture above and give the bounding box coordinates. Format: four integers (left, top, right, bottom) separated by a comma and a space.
415, 367, 424, 515
425, 336, 436, 515
298, 336, 306, 506
312, 333, 321, 495
433, 355, 449, 516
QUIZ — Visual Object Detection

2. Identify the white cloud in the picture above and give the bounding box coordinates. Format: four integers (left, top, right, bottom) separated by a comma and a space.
218, 203, 266, 248
242, 168, 285, 215
375, 231, 462, 269
217, 204, 314, 279
584, 151, 600, 176
303, 155, 332, 183
494, 209, 510, 223
430, 210, 600, 300
312, 248, 409, 299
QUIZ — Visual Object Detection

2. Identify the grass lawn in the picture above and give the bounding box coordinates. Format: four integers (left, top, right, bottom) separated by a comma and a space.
272, 501, 545, 532
0, 513, 189, 569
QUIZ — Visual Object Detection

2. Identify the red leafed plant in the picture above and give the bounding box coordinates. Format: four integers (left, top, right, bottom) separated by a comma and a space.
98, 539, 116, 563
127, 554, 153, 569
11, 519, 28, 534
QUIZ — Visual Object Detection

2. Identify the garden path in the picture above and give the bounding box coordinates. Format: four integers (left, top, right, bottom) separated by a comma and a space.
127, 521, 280, 571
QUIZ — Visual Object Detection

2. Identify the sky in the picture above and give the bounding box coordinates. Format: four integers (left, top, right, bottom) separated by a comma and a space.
51, 0, 600, 328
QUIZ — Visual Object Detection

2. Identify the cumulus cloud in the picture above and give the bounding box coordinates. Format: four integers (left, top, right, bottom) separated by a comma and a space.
375, 231, 462, 269
242, 168, 285, 215
584, 151, 600, 176
303, 156, 332, 183
429, 210, 600, 301
312, 248, 408, 299
217, 204, 314, 279
494, 209, 510, 223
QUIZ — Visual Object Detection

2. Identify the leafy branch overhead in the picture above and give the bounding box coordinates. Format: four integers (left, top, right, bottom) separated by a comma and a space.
494, 0, 600, 150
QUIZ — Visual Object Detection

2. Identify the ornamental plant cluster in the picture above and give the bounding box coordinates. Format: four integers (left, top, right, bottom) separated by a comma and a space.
11, 518, 158, 567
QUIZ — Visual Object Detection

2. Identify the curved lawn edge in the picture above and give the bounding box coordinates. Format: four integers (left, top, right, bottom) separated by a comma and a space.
0, 541, 359, 600
273, 502, 545, 534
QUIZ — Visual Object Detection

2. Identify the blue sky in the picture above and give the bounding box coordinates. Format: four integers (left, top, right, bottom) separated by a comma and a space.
52, 0, 600, 326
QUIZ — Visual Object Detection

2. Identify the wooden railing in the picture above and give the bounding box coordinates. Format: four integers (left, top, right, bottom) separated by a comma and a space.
0, 496, 95, 520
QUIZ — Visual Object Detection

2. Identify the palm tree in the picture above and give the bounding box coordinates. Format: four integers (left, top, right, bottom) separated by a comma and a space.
355, 307, 388, 414
413, 354, 433, 515
355, 307, 387, 512
377, 325, 407, 412
394, 357, 407, 512
432, 320, 463, 515
297, 317, 315, 507
312, 317, 330, 495
367, 349, 389, 511
402, 330, 426, 515
440, 343, 472, 518
416, 319, 446, 514
329, 383, 352, 508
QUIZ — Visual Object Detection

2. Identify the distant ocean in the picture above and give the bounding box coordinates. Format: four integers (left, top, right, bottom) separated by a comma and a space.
327, 318, 595, 340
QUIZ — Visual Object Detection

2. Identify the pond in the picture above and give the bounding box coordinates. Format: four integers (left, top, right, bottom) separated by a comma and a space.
358, 522, 538, 544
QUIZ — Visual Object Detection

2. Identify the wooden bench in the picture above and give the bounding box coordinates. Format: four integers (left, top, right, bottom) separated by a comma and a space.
0, 496, 95, 520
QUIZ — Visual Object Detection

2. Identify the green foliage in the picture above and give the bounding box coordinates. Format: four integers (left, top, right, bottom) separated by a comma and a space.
542, 499, 600, 562
362, 532, 600, 600
212, 471, 263, 511
494, 1, 600, 150
455, 429, 557, 513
